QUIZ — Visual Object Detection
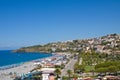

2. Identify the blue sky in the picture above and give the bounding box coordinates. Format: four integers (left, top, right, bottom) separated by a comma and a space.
0, 0, 120, 49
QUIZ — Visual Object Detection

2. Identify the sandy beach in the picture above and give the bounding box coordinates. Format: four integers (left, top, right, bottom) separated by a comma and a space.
0, 53, 64, 80
0, 61, 36, 80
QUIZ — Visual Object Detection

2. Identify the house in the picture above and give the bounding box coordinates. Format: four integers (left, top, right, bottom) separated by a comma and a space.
41, 68, 55, 80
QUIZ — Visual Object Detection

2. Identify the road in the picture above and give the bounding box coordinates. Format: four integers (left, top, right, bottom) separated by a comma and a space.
61, 58, 77, 77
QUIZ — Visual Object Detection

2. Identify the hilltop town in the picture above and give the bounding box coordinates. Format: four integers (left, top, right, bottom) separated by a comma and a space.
15, 33, 120, 54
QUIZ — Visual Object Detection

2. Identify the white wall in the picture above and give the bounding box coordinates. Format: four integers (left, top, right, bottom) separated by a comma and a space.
42, 73, 49, 80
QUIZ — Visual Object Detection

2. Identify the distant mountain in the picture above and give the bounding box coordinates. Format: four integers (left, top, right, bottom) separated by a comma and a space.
14, 33, 120, 54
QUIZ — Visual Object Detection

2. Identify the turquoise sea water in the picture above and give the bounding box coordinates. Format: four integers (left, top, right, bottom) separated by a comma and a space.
0, 50, 52, 67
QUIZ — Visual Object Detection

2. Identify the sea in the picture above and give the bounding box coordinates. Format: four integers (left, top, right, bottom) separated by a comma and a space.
0, 50, 52, 68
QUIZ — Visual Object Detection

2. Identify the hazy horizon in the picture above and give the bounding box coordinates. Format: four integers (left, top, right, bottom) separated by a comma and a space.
0, 0, 120, 49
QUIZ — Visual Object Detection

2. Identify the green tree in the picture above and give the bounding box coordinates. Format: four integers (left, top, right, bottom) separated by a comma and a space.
54, 68, 61, 79
74, 62, 79, 72
78, 65, 85, 72
95, 61, 120, 75
95, 68, 108, 75
73, 74, 79, 79
61, 64, 65, 69
67, 70, 72, 80
62, 76, 68, 80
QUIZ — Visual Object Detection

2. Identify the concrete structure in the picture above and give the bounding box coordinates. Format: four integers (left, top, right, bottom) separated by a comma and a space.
41, 68, 55, 80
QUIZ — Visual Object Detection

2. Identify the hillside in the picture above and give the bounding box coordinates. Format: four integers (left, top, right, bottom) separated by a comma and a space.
14, 34, 120, 54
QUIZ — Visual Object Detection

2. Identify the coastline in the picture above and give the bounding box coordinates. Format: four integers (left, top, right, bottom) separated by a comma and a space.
0, 50, 53, 68
0, 63, 24, 70
0, 53, 55, 80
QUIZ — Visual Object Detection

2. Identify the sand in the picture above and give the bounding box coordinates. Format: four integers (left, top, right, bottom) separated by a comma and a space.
0, 61, 36, 80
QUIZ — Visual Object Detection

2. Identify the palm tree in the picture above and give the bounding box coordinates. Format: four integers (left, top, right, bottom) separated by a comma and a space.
62, 76, 68, 80
73, 74, 78, 79
54, 68, 61, 79
67, 70, 72, 80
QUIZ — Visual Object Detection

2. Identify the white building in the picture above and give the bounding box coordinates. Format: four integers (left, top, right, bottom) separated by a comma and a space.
41, 68, 55, 80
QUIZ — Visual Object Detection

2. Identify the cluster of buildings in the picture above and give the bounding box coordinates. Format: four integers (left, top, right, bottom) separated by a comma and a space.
34, 53, 69, 68
16, 34, 120, 54
49, 34, 120, 54
29, 53, 70, 80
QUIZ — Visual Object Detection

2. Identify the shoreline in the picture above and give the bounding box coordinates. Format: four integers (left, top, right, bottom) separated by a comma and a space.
0, 63, 24, 70
0, 52, 54, 70
0, 50, 53, 69
0, 54, 55, 70
0, 53, 56, 80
